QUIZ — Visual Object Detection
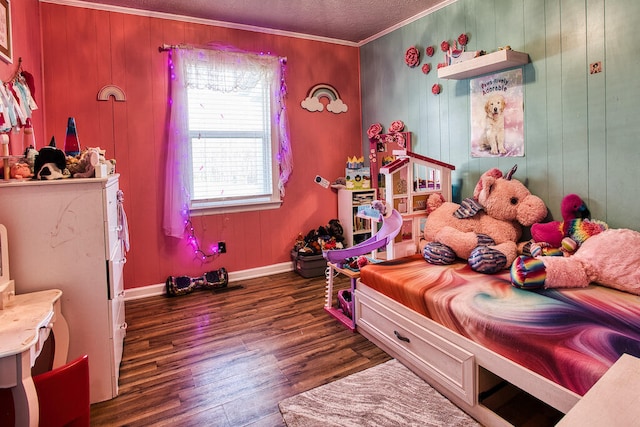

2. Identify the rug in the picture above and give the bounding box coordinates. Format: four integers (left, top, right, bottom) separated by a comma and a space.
278, 359, 481, 427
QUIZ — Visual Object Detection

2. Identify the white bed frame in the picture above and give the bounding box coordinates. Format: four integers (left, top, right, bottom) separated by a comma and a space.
355, 281, 581, 426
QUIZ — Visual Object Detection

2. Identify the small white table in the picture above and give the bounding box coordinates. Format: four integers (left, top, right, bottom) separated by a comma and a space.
0, 289, 69, 427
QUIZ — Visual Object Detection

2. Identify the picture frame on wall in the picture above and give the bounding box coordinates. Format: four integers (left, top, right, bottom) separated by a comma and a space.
0, 0, 11, 64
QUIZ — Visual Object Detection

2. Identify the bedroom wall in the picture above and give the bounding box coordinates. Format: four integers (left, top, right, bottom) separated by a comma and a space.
39, 3, 362, 289
360, 0, 640, 231
0, 0, 45, 156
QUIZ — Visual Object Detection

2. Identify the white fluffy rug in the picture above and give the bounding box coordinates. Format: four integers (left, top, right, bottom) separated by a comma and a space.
279, 359, 481, 427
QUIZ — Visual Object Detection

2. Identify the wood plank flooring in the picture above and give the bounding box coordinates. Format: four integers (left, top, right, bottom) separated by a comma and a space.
90, 271, 391, 426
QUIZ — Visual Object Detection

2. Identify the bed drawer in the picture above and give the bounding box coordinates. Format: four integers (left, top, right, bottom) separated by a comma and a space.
356, 286, 475, 406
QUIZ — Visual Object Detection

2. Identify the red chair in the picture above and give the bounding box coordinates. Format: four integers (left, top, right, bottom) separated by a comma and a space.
33, 355, 90, 427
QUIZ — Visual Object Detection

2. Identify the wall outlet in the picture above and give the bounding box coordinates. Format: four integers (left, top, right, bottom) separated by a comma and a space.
217, 241, 227, 253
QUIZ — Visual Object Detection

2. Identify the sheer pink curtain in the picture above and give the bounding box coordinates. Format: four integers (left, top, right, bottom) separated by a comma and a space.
163, 47, 292, 238
163, 49, 191, 238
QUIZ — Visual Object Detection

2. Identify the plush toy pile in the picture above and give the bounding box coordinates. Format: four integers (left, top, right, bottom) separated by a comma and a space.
293, 219, 345, 255
421, 165, 548, 274
511, 193, 640, 296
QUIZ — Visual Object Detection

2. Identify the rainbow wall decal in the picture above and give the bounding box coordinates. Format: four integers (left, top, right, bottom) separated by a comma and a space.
97, 85, 127, 102
301, 83, 348, 113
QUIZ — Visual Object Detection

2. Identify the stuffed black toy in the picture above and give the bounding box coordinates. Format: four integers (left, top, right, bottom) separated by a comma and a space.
33, 137, 68, 180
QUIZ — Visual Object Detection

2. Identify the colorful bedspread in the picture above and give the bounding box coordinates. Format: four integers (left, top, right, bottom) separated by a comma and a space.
359, 255, 640, 396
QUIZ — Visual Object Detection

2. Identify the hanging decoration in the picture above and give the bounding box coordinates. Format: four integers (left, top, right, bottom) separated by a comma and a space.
404, 46, 420, 68
301, 83, 348, 113
97, 85, 127, 102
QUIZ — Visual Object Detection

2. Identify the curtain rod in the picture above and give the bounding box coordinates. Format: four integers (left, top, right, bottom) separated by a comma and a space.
158, 43, 287, 62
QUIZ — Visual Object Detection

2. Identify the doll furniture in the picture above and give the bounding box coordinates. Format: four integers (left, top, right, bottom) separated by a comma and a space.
355, 256, 640, 426
379, 152, 454, 259
0, 175, 127, 404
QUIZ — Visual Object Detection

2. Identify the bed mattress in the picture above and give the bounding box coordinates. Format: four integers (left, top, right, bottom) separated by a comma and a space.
359, 255, 640, 396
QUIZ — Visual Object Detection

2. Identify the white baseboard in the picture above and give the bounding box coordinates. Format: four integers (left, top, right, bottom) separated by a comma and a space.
124, 260, 295, 301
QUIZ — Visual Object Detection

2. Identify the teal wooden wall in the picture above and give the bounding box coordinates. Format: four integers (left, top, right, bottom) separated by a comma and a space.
360, 0, 640, 230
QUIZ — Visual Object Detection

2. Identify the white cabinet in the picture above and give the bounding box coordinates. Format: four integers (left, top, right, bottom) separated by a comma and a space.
0, 175, 127, 403
338, 188, 376, 247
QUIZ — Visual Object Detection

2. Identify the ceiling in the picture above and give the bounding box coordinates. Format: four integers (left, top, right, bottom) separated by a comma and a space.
71, 0, 451, 44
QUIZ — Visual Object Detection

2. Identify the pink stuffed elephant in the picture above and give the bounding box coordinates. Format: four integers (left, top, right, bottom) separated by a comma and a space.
422, 165, 547, 274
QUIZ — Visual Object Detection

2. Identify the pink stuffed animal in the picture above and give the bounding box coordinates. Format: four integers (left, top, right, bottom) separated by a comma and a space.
421, 165, 548, 273
512, 228, 640, 295
531, 193, 590, 248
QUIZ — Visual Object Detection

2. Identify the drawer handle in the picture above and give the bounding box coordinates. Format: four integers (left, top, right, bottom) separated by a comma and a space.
394, 330, 410, 343
120, 322, 128, 330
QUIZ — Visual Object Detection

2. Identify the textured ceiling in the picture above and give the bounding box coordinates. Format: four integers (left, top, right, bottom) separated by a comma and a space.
72, 0, 450, 44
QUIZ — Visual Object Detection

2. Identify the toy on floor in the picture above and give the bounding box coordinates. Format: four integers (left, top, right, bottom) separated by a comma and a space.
421, 165, 547, 274
511, 228, 640, 295
166, 268, 229, 296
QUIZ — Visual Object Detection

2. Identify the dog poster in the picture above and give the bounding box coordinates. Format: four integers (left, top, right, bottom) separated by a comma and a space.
470, 68, 524, 157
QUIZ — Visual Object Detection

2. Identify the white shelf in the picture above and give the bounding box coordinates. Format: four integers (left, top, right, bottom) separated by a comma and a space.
437, 49, 529, 80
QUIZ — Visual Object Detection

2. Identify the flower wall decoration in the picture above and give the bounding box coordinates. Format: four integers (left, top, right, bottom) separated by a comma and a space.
421, 63, 431, 74
405, 46, 420, 67
389, 120, 405, 133
425, 46, 435, 57
458, 33, 469, 46
440, 41, 450, 52
367, 123, 383, 139
432, 84, 441, 95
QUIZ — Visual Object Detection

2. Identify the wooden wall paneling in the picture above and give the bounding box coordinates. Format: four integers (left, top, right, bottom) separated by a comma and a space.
95, 10, 117, 157
543, 0, 564, 220
560, 0, 589, 197
603, 0, 640, 229
523, 0, 551, 203
64, 7, 100, 147
41, 3, 71, 145
585, 0, 607, 220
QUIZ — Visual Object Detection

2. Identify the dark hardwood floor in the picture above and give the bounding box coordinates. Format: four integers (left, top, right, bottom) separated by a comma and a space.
90, 271, 391, 426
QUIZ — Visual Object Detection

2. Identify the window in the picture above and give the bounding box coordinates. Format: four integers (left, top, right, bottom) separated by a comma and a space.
187, 79, 277, 213
187, 55, 284, 214
164, 47, 291, 237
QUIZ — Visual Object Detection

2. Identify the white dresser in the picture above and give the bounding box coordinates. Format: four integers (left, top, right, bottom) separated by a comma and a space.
0, 175, 127, 403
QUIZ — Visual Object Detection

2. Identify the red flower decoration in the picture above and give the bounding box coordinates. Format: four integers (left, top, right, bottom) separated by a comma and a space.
405, 46, 420, 68
421, 63, 431, 74
432, 84, 441, 95
367, 123, 383, 139
425, 46, 435, 57
440, 41, 450, 52
458, 33, 469, 46
389, 120, 405, 133
437, 63, 446, 69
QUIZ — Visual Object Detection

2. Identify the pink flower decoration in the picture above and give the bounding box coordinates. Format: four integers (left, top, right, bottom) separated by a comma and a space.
425, 46, 435, 57
389, 120, 405, 133
437, 63, 446, 69
421, 63, 431, 74
440, 41, 450, 52
405, 46, 420, 68
432, 84, 441, 95
367, 123, 383, 139
458, 33, 469, 46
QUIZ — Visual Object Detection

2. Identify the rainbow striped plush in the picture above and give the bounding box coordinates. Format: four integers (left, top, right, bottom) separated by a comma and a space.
510, 256, 547, 289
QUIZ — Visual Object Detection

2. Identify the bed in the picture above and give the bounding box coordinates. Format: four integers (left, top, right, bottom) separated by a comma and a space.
355, 255, 640, 426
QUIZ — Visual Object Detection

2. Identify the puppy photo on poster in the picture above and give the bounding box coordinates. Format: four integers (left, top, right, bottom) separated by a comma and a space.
470, 68, 524, 157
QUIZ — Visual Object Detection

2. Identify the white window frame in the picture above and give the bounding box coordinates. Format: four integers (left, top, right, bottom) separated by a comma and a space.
186, 56, 282, 216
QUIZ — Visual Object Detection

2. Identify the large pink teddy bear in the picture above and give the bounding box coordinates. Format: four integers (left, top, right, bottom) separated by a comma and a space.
421, 165, 548, 274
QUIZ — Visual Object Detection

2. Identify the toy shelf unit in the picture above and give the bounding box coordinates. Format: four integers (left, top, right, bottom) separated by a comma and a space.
338, 188, 377, 247
437, 49, 529, 80
379, 152, 455, 260
369, 131, 411, 193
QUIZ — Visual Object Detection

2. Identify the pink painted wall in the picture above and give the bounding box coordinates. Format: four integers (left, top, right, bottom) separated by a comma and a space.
0, 0, 45, 156
39, 4, 363, 289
